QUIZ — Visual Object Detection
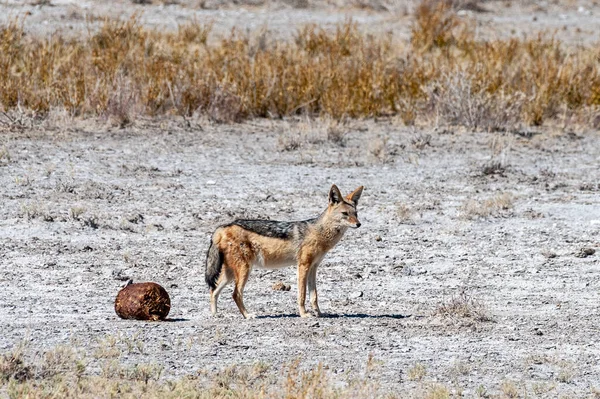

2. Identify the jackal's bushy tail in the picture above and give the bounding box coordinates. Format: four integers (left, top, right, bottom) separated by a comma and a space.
205, 238, 223, 290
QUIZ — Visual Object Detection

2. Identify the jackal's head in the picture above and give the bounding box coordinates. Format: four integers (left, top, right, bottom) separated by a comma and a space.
327, 184, 364, 228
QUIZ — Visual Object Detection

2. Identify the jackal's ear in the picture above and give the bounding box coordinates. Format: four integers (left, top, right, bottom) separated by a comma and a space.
329, 184, 342, 205
346, 186, 364, 205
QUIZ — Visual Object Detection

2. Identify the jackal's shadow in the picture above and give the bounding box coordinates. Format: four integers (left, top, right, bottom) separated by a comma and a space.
323, 313, 410, 319
257, 313, 410, 319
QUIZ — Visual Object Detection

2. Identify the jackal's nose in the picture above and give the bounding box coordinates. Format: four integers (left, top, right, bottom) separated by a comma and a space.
356, 222, 361, 228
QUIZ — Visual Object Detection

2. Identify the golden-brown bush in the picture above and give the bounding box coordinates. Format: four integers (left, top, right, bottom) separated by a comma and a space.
0, 3, 599, 129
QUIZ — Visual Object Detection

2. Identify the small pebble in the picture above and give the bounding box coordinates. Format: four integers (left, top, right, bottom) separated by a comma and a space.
576, 248, 595, 258
349, 291, 363, 299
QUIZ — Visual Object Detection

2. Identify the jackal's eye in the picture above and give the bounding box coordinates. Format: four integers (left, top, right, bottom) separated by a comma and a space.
341, 212, 349, 216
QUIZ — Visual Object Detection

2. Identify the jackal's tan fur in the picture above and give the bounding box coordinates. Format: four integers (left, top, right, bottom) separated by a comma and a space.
205, 185, 363, 319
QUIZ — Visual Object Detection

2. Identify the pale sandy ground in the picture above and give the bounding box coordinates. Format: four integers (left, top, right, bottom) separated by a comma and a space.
1, 1, 600, 396
0, 118, 599, 396
1, 0, 599, 44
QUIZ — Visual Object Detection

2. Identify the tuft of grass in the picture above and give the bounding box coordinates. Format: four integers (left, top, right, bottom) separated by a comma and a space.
396, 202, 417, 224
0, 345, 31, 383
407, 363, 427, 381
69, 205, 86, 221
423, 383, 450, 399
19, 201, 53, 221
500, 380, 520, 398
459, 192, 514, 220
0, 144, 10, 164
411, 0, 473, 51
555, 361, 575, 384
435, 290, 493, 323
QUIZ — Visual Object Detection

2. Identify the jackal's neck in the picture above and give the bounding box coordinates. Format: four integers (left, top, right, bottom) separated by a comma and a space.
312, 210, 348, 242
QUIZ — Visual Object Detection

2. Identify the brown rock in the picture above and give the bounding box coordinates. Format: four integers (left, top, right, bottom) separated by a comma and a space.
115, 282, 171, 321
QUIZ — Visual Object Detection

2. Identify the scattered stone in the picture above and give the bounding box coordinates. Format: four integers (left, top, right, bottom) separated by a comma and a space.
576, 248, 596, 258
272, 281, 291, 291
375, 235, 382, 242
111, 269, 130, 281
349, 291, 363, 299
482, 161, 505, 176
127, 213, 144, 224
403, 266, 427, 276
542, 250, 557, 259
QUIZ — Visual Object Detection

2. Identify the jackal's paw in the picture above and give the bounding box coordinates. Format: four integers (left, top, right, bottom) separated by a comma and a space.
300, 312, 314, 318
244, 313, 257, 319
314, 311, 323, 318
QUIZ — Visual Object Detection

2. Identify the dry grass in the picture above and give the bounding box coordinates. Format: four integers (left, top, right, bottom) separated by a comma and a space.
500, 380, 521, 398
0, 345, 31, 383
0, 1, 599, 129
407, 363, 427, 381
0, 343, 393, 399
459, 192, 514, 219
396, 202, 418, 224
1, 342, 584, 397
435, 290, 493, 323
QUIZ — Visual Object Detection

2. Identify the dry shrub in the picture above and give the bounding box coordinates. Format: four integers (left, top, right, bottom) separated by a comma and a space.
207, 86, 245, 123
0, 5, 598, 130
407, 363, 427, 381
460, 192, 513, 219
435, 290, 493, 323
411, 0, 473, 51
0, 145, 10, 164
396, 202, 417, 223
0, 109, 39, 132
500, 380, 521, 398
0, 346, 31, 383
428, 71, 524, 130
105, 75, 140, 127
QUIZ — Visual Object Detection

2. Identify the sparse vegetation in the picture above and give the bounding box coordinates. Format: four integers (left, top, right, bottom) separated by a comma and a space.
459, 192, 514, 219
396, 202, 417, 224
500, 380, 520, 398
0, 1, 599, 129
407, 363, 427, 381
0, 343, 404, 398
0, 345, 31, 383
69, 205, 86, 220
0, 145, 11, 164
555, 360, 576, 384
18, 201, 53, 221
435, 290, 493, 323
422, 383, 451, 399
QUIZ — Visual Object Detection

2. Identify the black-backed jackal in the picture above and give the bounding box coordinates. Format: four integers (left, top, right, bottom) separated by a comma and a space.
205, 185, 363, 319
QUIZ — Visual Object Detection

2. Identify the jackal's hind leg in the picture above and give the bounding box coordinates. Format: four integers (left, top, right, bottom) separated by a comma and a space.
232, 264, 255, 319
210, 273, 231, 316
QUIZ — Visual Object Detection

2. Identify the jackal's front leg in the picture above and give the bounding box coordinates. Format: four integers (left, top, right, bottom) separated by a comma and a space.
307, 264, 321, 317
297, 262, 312, 318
